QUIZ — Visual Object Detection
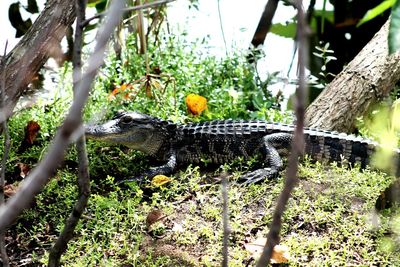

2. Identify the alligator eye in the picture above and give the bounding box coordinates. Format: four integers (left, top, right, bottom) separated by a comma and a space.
120, 116, 133, 124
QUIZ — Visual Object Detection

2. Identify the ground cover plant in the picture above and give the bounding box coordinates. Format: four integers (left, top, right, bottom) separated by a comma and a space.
2, 32, 400, 266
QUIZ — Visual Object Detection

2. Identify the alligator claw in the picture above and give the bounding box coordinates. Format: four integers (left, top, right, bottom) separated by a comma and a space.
240, 168, 279, 184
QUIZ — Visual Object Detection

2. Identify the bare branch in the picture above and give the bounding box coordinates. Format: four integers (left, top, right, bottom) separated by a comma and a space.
251, 0, 279, 47
0, 0, 125, 232
217, 0, 228, 56
0, 0, 76, 125
247, 0, 279, 62
0, 41, 10, 267
47, 0, 91, 265
256, 0, 308, 265
221, 173, 230, 267
82, 0, 177, 28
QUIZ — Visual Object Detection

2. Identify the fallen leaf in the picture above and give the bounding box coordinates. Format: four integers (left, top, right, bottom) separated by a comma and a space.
151, 175, 172, 187
146, 209, 167, 229
150, 78, 163, 91
16, 162, 31, 178
271, 244, 290, 264
145, 80, 152, 98
4, 184, 17, 197
244, 237, 290, 264
186, 93, 207, 115
24, 121, 40, 145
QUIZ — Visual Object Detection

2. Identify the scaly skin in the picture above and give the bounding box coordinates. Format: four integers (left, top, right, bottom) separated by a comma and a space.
85, 111, 400, 185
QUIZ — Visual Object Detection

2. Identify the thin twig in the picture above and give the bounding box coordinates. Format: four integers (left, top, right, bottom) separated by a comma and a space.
256, 0, 308, 265
221, 173, 230, 267
47, 0, 91, 265
0, 0, 125, 233
217, 0, 228, 57
0, 41, 10, 267
82, 0, 176, 28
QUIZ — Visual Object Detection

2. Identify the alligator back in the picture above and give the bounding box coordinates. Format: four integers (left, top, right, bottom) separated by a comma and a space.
174, 119, 399, 173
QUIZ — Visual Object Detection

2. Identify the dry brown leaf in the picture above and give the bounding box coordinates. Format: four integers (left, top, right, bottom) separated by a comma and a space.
146, 209, 167, 229
244, 237, 290, 264
16, 162, 31, 178
4, 184, 17, 197
25, 121, 40, 145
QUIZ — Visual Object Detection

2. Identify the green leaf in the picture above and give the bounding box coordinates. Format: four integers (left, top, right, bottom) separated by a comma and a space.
270, 10, 334, 39
389, 0, 400, 54
357, 0, 395, 27
270, 22, 297, 39
309, 10, 334, 34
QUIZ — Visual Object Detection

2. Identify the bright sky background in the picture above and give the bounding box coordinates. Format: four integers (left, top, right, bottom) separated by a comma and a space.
0, 0, 304, 67
168, 0, 297, 73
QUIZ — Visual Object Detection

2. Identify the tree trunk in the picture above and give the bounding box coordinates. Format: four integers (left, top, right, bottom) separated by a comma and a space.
305, 19, 400, 132
0, 0, 75, 120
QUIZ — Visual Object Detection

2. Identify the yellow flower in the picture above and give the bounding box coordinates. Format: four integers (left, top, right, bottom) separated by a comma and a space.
151, 175, 172, 187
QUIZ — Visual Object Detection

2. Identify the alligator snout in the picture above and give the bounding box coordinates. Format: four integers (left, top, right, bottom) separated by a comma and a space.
84, 125, 106, 139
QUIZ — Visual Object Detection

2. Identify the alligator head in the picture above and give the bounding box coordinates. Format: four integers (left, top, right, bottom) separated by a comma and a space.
85, 111, 175, 156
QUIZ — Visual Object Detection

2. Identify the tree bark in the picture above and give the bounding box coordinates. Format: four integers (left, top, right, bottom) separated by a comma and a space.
0, 0, 75, 120
250, 0, 279, 48
305, 19, 400, 132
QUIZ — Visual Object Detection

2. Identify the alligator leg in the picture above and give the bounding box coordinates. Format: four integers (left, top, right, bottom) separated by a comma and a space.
240, 133, 292, 183
117, 153, 177, 184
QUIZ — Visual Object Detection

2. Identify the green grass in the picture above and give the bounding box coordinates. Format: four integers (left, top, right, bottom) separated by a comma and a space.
2, 33, 400, 266
18, 160, 398, 266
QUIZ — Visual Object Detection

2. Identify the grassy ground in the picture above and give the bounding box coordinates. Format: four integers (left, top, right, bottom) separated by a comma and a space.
6, 147, 399, 266
2, 35, 400, 266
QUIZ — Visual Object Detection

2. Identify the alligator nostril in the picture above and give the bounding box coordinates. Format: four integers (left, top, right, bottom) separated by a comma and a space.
84, 126, 97, 136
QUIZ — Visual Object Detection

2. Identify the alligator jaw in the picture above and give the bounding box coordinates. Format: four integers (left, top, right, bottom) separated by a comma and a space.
85, 124, 114, 141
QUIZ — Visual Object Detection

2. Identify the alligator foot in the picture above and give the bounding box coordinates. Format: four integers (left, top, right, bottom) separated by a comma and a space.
240, 168, 279, 184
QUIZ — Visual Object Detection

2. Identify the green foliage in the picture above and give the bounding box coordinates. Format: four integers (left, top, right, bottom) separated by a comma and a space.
310, 42, 337, 89
270, 10, 334, 40
357, 0, 395, 27
87, 33, 284, 122
389, 0, 400, 54
270, 21, 297, 39
319, 0, 329, 34
356, 101, 400, 257
356, 0, 400, 54
2, 25, 398, 266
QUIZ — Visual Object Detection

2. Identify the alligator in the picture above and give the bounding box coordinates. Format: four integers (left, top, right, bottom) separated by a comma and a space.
84, 111, 400, 188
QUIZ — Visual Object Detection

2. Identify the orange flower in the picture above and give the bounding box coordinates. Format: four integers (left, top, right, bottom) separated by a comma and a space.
108, 83, 133, 100
186, 93, 207, 115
